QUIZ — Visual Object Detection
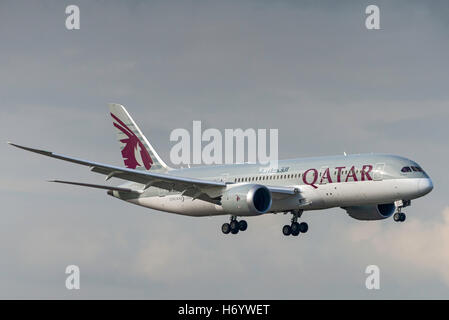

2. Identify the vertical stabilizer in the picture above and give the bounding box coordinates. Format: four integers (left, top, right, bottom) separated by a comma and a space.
108, 103, 170, 172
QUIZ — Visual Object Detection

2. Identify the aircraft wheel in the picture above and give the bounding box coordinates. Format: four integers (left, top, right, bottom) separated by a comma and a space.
399, 212, 406, 222
230, 220, 239, 232
393, 212, 401, 222
282, 225, 292, 236
291, 222, 300, 234
299, 222, 308, 233
231, 228, 239, 234
239, 220, 248, 231
222, 223, 231, 234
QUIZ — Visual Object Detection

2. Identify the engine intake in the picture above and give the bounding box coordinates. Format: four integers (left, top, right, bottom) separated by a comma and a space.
344, 203, 396, 221
221, 184, 272, 216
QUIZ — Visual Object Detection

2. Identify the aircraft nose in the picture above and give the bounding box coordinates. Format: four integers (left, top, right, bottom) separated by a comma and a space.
418, 178, 433, 196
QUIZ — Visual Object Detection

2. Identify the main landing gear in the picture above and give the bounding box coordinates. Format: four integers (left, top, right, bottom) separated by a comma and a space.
222, 216, 247, 235
393, 200, 410, 223
283, 209, 308, 237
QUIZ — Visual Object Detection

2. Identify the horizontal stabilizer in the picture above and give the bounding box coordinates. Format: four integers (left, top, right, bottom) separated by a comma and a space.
49, 180, 141, 193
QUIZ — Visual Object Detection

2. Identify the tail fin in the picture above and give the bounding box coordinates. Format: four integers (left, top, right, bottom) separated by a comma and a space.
108, 103, 170, 171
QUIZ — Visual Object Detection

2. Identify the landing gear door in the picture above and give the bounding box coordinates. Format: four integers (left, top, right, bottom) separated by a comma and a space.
373, 163, 385, 181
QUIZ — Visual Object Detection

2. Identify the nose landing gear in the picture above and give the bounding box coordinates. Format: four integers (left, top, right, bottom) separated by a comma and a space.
283, 209, 308, 237
393, 212, 406, 222
393, 200, 410, 223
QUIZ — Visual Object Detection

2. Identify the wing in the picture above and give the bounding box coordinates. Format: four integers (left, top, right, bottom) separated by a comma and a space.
9, 143, 300, 203
9, 143, 226, 200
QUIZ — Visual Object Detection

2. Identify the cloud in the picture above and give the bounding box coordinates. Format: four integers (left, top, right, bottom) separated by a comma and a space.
368, 207, 449, 285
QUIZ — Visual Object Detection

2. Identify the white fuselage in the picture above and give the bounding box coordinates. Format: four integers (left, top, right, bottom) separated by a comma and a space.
119, 153, 433, 217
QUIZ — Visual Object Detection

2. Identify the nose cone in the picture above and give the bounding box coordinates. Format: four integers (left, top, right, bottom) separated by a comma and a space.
418, 178, 433, 196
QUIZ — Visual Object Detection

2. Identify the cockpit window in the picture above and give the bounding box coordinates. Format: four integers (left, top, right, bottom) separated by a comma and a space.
411, 166, 419, 172
401, 166, 412, 173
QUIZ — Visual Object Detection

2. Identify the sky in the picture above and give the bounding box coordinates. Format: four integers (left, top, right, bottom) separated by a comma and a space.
0, 0, 448, 299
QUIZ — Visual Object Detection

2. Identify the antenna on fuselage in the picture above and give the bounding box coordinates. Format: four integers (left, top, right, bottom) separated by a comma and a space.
343, 151, 347, 156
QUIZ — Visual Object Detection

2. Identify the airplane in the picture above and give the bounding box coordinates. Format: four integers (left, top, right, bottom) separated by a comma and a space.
8, 104, 434, 237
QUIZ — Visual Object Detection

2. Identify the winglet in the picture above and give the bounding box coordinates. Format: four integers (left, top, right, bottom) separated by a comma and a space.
7, 142, 53, 156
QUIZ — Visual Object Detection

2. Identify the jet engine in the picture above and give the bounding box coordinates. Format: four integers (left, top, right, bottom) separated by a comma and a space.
343, 203, 396, 221
221, 184, 272, 216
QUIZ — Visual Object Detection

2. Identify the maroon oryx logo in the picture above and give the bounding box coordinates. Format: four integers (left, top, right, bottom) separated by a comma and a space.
111, 113, 153, 170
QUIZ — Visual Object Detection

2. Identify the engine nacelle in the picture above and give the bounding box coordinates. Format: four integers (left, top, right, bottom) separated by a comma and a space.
344, 203, 396, 221
221, 184, 272, 216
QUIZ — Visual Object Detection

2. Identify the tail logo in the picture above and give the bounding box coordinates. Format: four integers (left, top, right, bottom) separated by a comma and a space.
111, 113, 153, 170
